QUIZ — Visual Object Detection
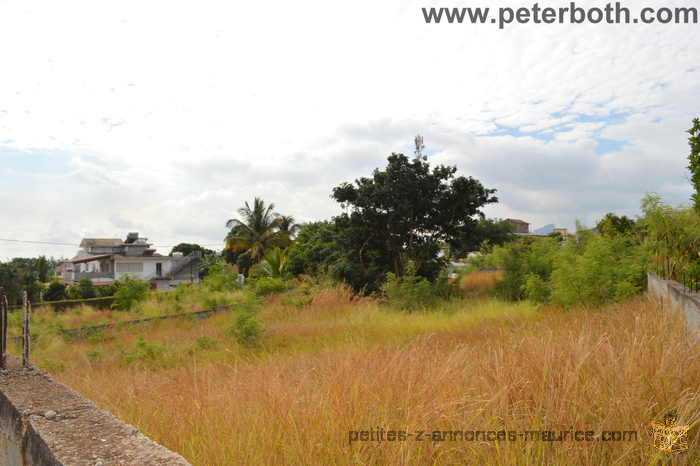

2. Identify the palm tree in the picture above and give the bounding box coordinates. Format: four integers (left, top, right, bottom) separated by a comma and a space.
225, 198, 291, 263
277, 215, 302, 239
248, 247, 292, 280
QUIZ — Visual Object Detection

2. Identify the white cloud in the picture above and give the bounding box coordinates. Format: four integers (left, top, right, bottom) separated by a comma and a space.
1, 0, 699, 256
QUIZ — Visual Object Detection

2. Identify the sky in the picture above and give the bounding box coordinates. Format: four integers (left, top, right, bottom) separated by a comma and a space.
1, 0, 699, 261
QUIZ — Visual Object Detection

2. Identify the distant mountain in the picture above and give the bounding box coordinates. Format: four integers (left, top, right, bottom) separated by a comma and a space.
534, 223, 556, 235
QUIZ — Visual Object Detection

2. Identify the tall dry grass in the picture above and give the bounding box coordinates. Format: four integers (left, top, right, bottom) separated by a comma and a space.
30, 292, 700, 465
460, 271, 502, 297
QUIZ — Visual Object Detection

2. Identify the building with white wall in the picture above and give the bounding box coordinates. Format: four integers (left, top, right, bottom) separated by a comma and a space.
59, 232, 200, 291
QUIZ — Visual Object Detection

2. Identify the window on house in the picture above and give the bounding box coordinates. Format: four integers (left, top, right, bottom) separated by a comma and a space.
115, 263, 144, 273
156, 263, 162, 277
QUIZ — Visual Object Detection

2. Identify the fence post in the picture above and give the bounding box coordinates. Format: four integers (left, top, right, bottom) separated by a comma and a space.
22, 291, 30, 367
0, 287, 6, 370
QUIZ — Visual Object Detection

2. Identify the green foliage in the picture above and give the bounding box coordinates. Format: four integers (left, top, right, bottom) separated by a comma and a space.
0, 261, 22, 305
35, 255, 50, 283
489, 220, 646, 308
247, 277, 287, 296
639, 192, 700, 280
331, 153, 497, 292
77, 277, 98, 299
112, 274, 149, 311
198, 253, 225, 279
98, 281, 120, 297
286, 221, 339, 276
236, 250, 255, 278
596, 213, 636, 237
547, 231, 564, 243
249, 247, 292, 280
224, 197, 293, 263
686, 117, 700, 213
225, 293, 264, 345
204, 263, 242, 292
277, 215, 302, 238
169, 243, 214, 257
121, 336, 167, 366
382, 262, 437, 311
44, 280, 68, 302
187, 335, 219, 354
451, 217, 517, 258
549, 233, 646, 307
521, 273, 551, 304
493, 237, 560, 301
66, 283, 82, 300
86, 349, 105, 364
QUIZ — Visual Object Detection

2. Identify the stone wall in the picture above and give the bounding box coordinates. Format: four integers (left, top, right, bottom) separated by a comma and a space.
647, 272, 700, 337
0, 354, 191, 466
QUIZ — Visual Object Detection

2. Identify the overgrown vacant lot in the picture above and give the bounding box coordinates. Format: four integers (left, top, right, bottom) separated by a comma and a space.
14, 287, 700, 465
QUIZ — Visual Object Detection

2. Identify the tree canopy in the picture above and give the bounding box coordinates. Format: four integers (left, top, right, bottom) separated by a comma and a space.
450, 216, 516, 258
330, 153, 497, 290
596, 213, 636, 237
169, 243, 214, 257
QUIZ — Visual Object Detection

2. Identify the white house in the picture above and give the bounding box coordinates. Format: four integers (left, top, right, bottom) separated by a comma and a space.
60, 232, 200, 291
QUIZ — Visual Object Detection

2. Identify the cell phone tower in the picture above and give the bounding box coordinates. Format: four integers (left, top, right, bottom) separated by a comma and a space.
414, 133, 426, 161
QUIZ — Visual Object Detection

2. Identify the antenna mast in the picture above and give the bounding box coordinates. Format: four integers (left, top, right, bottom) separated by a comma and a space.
414, 133, 426, 161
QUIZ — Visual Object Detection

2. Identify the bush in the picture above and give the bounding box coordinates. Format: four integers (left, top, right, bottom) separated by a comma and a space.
112, 274, 149, 311
204, 263, 242, 292
247, 277, 287, 296
77, 278, 98, 299
493, 237, 560, 301
521, 273, 551, 304
382, 262, 437, 311
225, 293, 264, 345
549, 234, 646, 307
44, 280, 68, 302
121, 336, 167, 366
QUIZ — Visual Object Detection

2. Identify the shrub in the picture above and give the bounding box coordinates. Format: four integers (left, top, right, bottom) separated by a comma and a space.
382, 262, 437, 311
225, 293, 264, 345
77, 278, 98, 299
493, 237, 560, 301
112, 274, 149, 311
248, 277, 287, 296
44, 280, 68, 302
521, 273, 551, 304
549, 233, 646, 307
122, 336, 167, 366
204, 263, 242, 292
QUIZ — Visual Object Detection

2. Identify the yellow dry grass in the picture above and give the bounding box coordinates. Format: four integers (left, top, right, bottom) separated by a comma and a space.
20, 290, 700, 465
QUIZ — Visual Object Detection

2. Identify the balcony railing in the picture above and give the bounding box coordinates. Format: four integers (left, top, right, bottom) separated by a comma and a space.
67, 272, 115, 281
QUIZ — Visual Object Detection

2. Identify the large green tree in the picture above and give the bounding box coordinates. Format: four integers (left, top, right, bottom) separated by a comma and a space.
331, 153, 497, 289
451, 216, 516, 258
224, 198, 292, 263
596, 213, 636, 237
286, 221, 339, 276
169, 243, 214, 257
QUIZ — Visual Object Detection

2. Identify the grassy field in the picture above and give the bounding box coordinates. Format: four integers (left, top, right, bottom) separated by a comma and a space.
11, 275, 700, 465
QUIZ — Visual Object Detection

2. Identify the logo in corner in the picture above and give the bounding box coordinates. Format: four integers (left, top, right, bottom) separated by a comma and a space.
651, 411, 689, 454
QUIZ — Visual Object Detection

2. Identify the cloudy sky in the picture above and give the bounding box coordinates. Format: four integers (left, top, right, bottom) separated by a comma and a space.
1, 0, 699, 260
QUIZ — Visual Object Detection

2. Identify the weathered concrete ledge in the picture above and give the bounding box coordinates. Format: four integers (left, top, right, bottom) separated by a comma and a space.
0, 354, 191, 466
647, 272, 700, 338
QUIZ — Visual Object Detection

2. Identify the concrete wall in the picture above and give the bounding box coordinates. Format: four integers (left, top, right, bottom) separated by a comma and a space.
0, 354, 192, 466
647, 272, 700, 338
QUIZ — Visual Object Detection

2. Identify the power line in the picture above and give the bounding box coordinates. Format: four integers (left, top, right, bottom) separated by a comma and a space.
0, 239, 78, 246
